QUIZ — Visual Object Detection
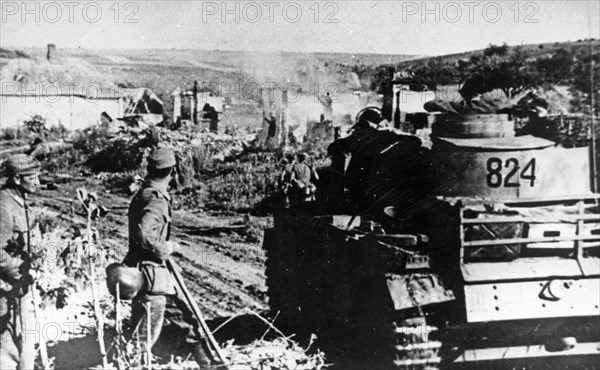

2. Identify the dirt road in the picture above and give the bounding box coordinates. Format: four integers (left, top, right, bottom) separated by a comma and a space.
33, 176, 269, 319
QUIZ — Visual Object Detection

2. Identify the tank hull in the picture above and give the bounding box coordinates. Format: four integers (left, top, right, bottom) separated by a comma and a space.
264, 199, 600, 369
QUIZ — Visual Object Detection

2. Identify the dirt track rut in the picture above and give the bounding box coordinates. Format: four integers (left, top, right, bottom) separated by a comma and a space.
33, 182, 269, 320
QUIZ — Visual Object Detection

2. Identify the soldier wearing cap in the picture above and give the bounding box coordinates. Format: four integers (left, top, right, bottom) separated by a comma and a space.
0, 154, 40, 370
124, 148, 215, 369
290, 153, 318, 200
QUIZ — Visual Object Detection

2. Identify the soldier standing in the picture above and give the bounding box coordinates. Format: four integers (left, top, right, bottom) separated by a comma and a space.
278, 153, 295, 198
291, 153, 318, 200
319, 92, 333, 123
124, 148, 215, 369
0, 154, 41, 370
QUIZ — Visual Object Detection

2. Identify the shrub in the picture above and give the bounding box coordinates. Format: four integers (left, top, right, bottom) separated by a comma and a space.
82, 127, 151, 172
200, 152, 281, 214
484, 43, 509, 57
24, 115, 47, 133
72, 126, 113, 155
0, 127, 29, 141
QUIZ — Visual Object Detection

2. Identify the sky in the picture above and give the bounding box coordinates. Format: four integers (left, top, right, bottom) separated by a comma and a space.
1, 0, 599, 56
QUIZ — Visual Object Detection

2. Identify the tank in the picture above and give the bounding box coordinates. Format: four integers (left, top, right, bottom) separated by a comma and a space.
264, 110, 600, 369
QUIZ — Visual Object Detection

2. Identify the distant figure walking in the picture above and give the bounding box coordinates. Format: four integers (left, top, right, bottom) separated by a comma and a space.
278, 153, 296, 198
319, 92, 333, 122
202, 104, 219, 132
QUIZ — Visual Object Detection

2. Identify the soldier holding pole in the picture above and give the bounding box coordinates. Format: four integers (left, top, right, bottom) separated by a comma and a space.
0, 154, 41, 370
124, 147, 218, 369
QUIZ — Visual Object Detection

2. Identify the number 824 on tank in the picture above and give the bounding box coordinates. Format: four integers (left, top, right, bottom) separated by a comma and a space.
485, 157, 537, 188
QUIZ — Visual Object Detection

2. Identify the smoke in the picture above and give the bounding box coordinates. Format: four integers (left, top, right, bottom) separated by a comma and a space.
239, 51, 295, 85
243, 51, 383, 148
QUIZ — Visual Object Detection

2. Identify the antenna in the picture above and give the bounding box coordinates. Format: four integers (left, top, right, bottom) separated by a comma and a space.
590, 37, 597, 194
587, 2, 597, 194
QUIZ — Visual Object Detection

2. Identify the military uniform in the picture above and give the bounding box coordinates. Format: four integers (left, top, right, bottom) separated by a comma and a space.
319, 93, 333, 122
0, 155, 39, 370
291, 158, 317, 198
292, 162, 312, 188
124, 148, 208, 366
278, 159, 294, 194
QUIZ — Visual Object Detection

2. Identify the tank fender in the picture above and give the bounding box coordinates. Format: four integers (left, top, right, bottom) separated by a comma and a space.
386, 273, 455, 311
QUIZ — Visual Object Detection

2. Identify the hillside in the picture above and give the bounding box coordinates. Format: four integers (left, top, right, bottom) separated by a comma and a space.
395, 39, 600, 70
1, 47, 420, 92
0, 47, 419, 125
362, 39, 600, 115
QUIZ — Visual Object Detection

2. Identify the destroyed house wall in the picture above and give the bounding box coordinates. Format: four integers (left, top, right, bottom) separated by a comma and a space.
0, 94, 122, 130
122, 88, 164, 116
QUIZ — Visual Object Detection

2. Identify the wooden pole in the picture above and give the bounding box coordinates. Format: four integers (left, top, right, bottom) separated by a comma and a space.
115, 284, 122, 369
90, 262, 108, 368
193, 81, 199, 125
589, 37, 597, 194
115, 284, 122, 338
166, 259, 228, 365
23, 196, 48, 370
586, 2, 598, 195
87, 203, 108, 369
146, 302, 152, 370
31, 285, 50, 370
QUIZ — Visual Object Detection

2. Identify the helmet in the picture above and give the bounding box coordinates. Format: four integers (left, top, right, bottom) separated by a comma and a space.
4, 154, 40, 176
106, 263, 144, 300
354, 107, 383, 130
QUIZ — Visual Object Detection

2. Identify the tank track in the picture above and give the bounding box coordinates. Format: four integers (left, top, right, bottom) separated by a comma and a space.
264, 214, 446, 368
392, 315, 442, 370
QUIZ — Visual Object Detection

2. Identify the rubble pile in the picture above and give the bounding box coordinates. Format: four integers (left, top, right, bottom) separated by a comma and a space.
221, 337, 326, 370
303, 120, 336, 151
143, 338, 326, 370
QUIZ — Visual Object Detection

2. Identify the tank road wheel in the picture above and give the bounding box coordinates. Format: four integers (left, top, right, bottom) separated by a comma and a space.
392, 316, 441, 370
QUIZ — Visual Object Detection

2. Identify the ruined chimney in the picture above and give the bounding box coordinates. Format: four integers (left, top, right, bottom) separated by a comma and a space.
47, 44, 56, 61
193, 81, 199, 124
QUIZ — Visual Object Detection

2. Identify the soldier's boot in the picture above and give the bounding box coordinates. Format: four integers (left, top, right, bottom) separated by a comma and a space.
192, 340, 212, 370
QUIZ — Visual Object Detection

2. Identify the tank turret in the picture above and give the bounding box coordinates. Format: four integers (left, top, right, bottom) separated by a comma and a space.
429, 113, 594, 199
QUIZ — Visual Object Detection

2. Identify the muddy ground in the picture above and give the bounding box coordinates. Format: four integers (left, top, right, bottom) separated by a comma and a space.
28, 169, 281, 367
28, 168, 404, 370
